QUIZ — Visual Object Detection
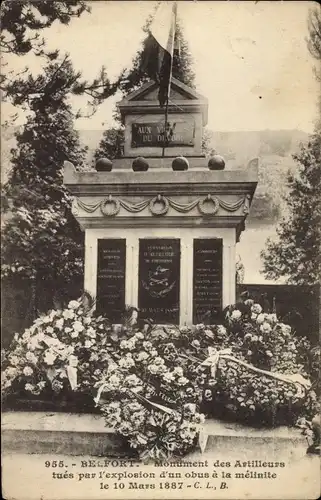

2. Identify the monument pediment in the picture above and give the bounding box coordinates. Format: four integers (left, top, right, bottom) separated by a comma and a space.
121, 77, 205, 102
118, 77, 208, 127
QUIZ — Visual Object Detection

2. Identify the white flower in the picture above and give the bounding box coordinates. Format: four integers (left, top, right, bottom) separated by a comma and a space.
73, 321, 84, 333
25, 383, 34, 392
136, 351, 149, 362
134, 332, 144, 340
109, 374, 121, 388
63, 309, 74, 320
257, 313, 265, 324
37, 381, 47, 390
173, 367, 184, 377
120, 340, 129, 350
251, 303, 262, 314
26, 352, 37, 364
44, 351, 57, 365
177, 376, 189, 386
260, 322, 272, 334
107, 362, 118, 373
86, 326, 96, 338
6, 366, 18, 377
266, 313, 278, 324
9, 355, 20, 366
46, 326, 54, 334
70, 330, 79, 339
280, 324, 291, 336
119, 357, 135, 369
84, 339, 93, 348
217, 325, 227, 336
42, 315, 52, 324
148, 364, 159, 375
251, 313, 257, 321
83, 316, 92, 325
68, 300, 80, 310
231, 309, 242, 320
124, 374, 141, 387
126, 340, 136, 350
163, 372, 175, 383
154, 356, 164, 365
23, 366, 33, 376
22, 330, 32, 341
55, 318, 64, 330
65, 327, 72, 333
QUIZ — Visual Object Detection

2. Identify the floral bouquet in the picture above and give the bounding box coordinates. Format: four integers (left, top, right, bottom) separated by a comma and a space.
93, 327, 205, 460
1, 294, 112, 400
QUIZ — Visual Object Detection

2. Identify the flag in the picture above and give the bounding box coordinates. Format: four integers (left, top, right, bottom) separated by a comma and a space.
144, 2, 177, 107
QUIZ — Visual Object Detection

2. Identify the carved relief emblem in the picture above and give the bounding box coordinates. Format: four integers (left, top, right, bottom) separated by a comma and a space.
142, 265, 176, 298
198, 194, 219, 215
100, 195, 120, 216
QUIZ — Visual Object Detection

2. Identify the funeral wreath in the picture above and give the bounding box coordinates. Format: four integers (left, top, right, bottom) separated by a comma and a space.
2, 294, 319, 460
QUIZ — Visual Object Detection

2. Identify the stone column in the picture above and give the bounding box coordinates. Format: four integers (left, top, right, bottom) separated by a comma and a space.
84, 229, 97, 299
223, 240, 236, 308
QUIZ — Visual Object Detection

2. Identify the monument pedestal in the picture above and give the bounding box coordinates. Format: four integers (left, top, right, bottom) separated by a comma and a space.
64, 78, 257, 324
64, 165, 257, 325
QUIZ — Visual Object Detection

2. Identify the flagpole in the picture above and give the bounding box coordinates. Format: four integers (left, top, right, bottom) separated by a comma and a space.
162, 96, 169, 158
161, 1, 177, 159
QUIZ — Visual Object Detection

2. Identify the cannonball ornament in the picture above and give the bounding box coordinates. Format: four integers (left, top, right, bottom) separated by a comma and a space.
172, 156, 189, 171
132, 157, 149, 172
208, 155, 225, 171
95, 157, 113, 172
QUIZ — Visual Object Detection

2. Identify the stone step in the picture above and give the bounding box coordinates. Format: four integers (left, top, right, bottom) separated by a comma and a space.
2, 411, 307, 458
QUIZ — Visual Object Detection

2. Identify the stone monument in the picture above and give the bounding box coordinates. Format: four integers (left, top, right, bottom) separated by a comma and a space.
64, 77, 257, 324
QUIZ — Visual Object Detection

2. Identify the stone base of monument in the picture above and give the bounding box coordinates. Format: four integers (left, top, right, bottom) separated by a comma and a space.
2, 411, 307, 458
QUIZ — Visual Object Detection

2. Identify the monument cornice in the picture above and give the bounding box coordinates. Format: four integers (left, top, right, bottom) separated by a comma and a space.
63, 162, 258, 200
75, 215, 245, 230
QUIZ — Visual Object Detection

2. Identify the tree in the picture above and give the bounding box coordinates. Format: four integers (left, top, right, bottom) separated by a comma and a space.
261, 6, 321, 285
260, 131, 321, 285
1, 1, 88, 56
307, 6, 321, 83
1, 58, 88, 310
1, 1, 120, 118
94, 127, 125, 163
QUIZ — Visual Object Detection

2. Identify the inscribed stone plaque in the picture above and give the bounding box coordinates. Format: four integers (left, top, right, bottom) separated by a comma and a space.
193, 239, 223, 323
138, 239, 180, 324
131, 121, 195, 148
96, 239, 126, 322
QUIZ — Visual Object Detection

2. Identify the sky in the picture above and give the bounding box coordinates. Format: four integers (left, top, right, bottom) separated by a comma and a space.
2, 0, 319, 133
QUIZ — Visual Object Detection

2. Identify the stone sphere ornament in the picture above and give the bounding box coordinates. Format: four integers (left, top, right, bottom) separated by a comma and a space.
208, 155, 225, 171
95, 157, 113, 172
172, 156, 189, 171
132, 157, 149, 172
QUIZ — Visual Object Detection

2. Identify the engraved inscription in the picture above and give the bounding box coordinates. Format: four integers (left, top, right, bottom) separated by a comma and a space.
193, 239, 223, 324
96, 239, 126, 322
138, 239, 180, 324
131, 121, 194, 148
